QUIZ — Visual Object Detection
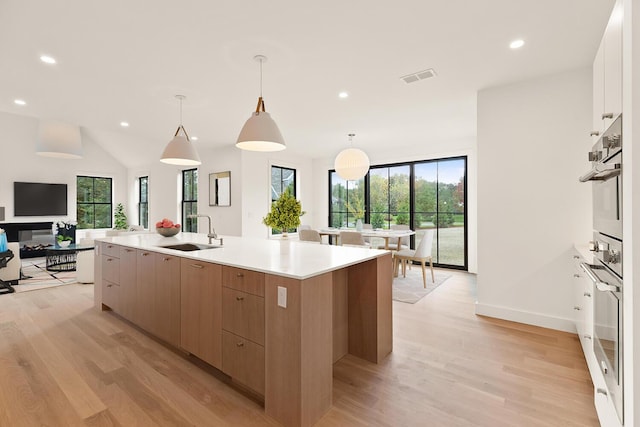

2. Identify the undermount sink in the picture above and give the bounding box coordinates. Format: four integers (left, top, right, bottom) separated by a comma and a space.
159, 243, 221, 251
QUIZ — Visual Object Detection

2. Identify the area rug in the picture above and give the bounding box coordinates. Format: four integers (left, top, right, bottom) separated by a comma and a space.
392, 268, 451, 304
13, 258, 77, 293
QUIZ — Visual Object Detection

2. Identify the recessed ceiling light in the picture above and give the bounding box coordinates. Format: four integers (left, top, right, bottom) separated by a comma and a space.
191, 136, 199, 141
338, 92, 349, 99
509, 39, 525, 49
40, 55, 56, 64
120, 122, 129, 127
14, 99, 26, 106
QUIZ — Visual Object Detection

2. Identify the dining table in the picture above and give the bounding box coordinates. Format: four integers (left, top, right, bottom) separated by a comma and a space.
319, 227, 415, 249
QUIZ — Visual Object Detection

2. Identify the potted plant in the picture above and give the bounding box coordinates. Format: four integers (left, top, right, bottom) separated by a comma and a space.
114, 203, 128, 230
56, 234, 73, 248
263, 191, 305, 238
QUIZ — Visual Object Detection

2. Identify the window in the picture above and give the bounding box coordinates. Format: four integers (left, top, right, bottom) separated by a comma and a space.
329, 156, 467, 270
271, 166, 296, 201
270, 165, 297, 234
138, 176, 149, 229
77, 176, 112, 229
182, 169, 198, 232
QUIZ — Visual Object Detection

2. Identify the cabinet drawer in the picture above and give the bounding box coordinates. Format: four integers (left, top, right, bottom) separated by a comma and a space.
102, 243, 120, 257
222, 331, 265, 395
102, 280, 120, 312
102, 255, 120, 284
222, 266, 265, 296
222, 287, 265, 345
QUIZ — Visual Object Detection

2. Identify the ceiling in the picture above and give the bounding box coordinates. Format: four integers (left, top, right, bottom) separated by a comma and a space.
0, 0, 614, 168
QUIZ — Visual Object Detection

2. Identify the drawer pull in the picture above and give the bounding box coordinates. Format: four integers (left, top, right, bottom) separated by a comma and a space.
596, 388, 607, 396
107, 245, 114, 248
163, 257, 171, 261
141, 252, 149, 256
583, 334, 592, 340
191, 264, 204, 269
573, 306, 581, 311
573, 255, 580, 259
236, 296, 244, 301
125, 249, 134, 252
107, 284, 113, 288
584, 292, 591, 297
602, 112, 614, 120
573, 274, 580, 278
107, 258, 113, 262
236, 342, 244, 347
236, 273, 244, 278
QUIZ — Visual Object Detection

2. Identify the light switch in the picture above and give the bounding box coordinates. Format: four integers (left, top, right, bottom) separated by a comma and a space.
277, 286, 287, 308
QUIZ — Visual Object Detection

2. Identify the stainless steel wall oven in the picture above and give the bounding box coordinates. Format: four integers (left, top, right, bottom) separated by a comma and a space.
579, 114, 623, 423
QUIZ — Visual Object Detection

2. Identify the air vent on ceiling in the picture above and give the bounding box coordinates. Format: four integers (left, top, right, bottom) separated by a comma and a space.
400, 68, 437, 84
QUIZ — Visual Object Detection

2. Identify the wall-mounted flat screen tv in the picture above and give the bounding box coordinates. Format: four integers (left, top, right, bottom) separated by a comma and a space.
14, 182, 68, 216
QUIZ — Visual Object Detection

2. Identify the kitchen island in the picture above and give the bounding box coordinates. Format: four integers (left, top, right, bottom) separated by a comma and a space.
94, 232, 392, 427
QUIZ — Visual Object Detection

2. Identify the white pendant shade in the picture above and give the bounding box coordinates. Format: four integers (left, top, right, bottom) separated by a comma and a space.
36, 119, 82, 159
334, 147, 370, 180
236, 110, 286, 152
160, 134, 201, 166
160, 95, 201, 166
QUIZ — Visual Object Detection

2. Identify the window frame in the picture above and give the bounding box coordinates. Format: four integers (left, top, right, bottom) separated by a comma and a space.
181, 168, 198, 232
270, 165, 298, 235
76, 175, 113, 229
138, 176, 149, 229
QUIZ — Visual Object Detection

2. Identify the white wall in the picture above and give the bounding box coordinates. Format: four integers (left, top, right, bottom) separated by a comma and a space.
312, 138, 478, 273
0, 111, 128, 231
476, 67, 593, 332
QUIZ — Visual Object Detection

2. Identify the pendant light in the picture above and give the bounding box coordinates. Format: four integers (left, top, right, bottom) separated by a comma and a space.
334, 133, 370, 180
160, 95, 201, 166
36, 119, 83, 159
236, 55, 286, 152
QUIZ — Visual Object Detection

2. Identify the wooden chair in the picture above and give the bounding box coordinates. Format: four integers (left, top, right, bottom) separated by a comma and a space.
377, 224, 411, 251
339, 231, 369, 247
393, 230, 435, 287
299, 229, 322, 243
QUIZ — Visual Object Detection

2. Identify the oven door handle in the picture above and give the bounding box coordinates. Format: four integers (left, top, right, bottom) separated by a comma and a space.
580, 262, 621, 292
578, 163, 621, 182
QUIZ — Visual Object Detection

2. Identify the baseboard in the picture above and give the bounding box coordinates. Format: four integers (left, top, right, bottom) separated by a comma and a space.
475, 302, 576, 333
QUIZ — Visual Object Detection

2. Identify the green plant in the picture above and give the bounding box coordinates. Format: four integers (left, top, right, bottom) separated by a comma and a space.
263, 191, 305, 232
57, 234, 73, 242
114, 203, 128, 230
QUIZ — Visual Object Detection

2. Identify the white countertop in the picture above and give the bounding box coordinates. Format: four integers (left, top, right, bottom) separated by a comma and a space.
97, 232, 389, 280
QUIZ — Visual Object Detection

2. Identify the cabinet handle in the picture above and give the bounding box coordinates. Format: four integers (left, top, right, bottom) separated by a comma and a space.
600, 361, 608, 374
590, 131, 600, 137
583, 334, 592, 340
236, 296, 244, 301
107, 284, 113, 288
141, 252, 149, 256
236, 273, 244, 278
107, 258, 113, 262
584, 292, 591, 297
596, 388, 608, 396
107, 245, 113, 248
190, 264, 204, 269
125, 249, 134, 252
236, 342, 244, 347
163, 257, 171, 261
573, 274, 580, 278
573, 255, 580, 259
573, 306, 581, 311
602, 112, 614, 120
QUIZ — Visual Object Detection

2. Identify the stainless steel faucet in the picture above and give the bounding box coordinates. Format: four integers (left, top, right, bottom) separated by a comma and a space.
187, 214, 223, 245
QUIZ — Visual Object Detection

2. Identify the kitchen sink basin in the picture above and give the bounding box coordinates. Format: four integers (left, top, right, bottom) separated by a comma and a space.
159, 243, 222, 251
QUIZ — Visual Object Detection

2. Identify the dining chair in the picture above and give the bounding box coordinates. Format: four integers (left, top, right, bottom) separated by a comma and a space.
393, 229, 435, 288
377, 224, 411, 251
299, 229, 323, 243
299, 224, 311, 230
362, 223, 373, 244
339, 231, 369, 247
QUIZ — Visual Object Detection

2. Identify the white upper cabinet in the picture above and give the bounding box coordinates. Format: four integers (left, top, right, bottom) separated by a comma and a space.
603, 0, 623, 130
592, 38, 605, 140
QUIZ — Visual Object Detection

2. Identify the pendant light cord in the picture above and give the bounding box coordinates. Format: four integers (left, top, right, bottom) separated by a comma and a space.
255, 56, 266, 113
174, 95, 189, 140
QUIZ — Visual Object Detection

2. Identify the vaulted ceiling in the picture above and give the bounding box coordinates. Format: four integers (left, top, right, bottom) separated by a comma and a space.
0, 0, 614, 168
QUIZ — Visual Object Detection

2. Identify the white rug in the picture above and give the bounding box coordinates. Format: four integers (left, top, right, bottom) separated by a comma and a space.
392, 267, 451, 304
14, 258, 77, 293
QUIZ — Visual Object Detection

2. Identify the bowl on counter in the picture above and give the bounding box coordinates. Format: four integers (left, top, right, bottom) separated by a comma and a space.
156, 226, 180, 237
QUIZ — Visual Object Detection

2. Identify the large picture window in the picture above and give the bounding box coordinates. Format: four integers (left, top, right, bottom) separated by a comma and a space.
329, 156, 467, 269
77, 176, 113, 229
138, 176, 149, 229
182, 169, 198, 232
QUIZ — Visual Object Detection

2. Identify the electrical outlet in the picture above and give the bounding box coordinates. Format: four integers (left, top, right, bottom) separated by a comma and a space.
277, 286, 287, 308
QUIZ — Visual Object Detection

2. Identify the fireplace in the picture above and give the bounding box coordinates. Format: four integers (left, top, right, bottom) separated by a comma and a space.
0, 222, 54, 258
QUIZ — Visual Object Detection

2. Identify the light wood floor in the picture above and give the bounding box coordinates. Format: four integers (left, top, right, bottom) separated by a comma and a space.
0, 271, 599, 426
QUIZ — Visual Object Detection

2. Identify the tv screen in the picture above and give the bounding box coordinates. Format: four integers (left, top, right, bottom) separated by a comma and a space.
14, 182, 68, 216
